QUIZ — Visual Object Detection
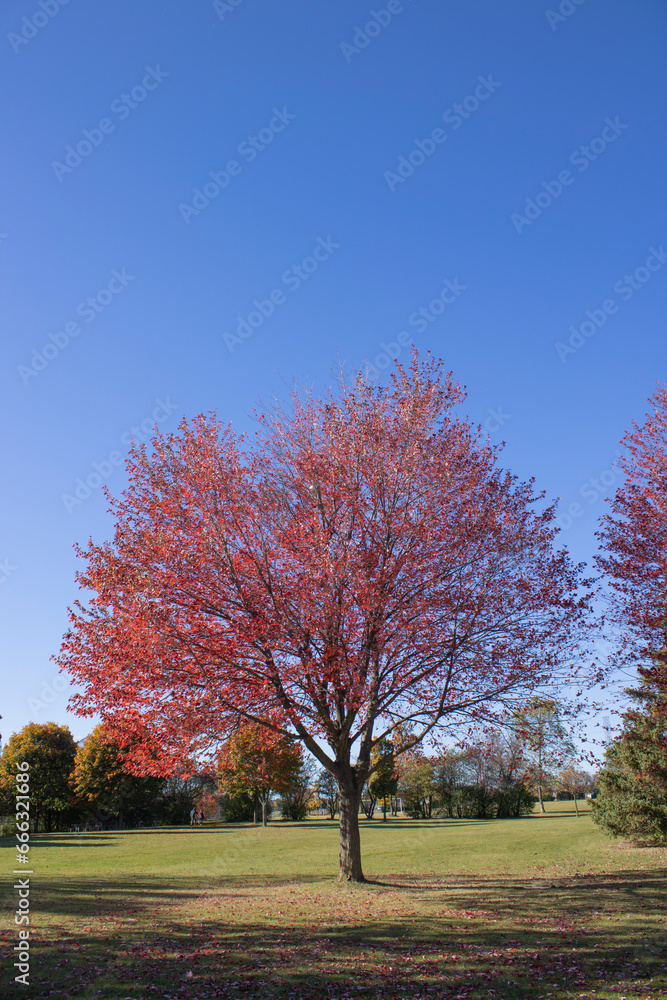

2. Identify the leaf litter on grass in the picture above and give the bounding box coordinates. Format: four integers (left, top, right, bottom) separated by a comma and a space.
4, 811, 666, 999
15, 865, 666, 1000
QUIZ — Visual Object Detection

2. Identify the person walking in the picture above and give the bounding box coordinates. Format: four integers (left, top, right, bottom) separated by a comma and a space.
190, 806, 196, 827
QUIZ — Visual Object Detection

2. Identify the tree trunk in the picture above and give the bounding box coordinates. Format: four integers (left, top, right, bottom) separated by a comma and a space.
573, 793, 579, 817
382, 796, 387, 822
253, 795, 259, 825
338, 783, 364, 882
261, 797, 267, 827
538, 783, 545, 813
363, 795, 376, 819
538, 747, 545, 813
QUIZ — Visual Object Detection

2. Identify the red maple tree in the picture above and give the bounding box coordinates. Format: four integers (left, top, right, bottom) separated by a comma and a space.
596, 382, 667, 751
596, 383, 667, 669
57, 354, 593, 879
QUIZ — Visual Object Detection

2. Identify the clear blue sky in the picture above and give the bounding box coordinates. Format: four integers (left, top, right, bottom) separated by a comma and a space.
1, 0, 665, 746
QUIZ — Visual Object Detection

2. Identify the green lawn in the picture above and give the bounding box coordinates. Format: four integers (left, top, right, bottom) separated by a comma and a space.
2, 802, 666, 999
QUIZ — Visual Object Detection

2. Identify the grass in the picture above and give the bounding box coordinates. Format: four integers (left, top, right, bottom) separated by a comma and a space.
1, 801, 666, 999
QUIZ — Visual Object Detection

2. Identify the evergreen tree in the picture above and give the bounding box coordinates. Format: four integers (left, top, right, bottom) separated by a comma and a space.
593, 660, 667, 844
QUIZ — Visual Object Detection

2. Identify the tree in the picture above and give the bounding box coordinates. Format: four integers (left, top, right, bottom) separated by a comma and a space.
57, 353, 593, 880
513, 698, 575, 813
455, 745, 499, 819
73, 725, 164, 827
474, 733, 534, 819
556, 764, 594, 816
592, 663, 667, 843
432, 750, 469, 818
217, 722, 302, 826
196, 787, 220, 821
369, 740, 398, 821
0, 723, 77, 832
399, 754, 434, 819
220, 792, 256, 823
315, 769, 339, 819
593, 385, 667, 843
400, 741, 534, 821
280, 756, 316, 820
158, 773, 217, 825
596, 384, 667, 671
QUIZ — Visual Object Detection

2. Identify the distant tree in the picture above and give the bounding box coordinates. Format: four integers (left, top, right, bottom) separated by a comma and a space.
456, 746, 499, 819
481, 733, 534, 819
220, 792, 257, 823
280, 757, 316, 821
217, 722, 303, 826
399, 754, 434, 819
556, 764, 594, 816
593, 662, 667, 843
73, 725, 163, 827
369, 740, 399, 821
514, 698, 575, 813
157, 773, 217, 825
0, 723, 77, 832
406, 740, 534, 821
432, 750, 469, 818
316, 769, 339, 819
196, 788, 220, 821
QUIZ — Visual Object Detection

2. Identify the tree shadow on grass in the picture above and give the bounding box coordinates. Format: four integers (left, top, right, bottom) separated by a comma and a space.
25, 834, 116, 847
10, 867, 665, 999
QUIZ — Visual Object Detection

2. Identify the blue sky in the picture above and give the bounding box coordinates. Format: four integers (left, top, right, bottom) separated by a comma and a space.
1, 0, 665, 747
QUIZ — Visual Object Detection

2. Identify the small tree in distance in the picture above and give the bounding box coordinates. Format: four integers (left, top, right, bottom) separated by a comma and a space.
369, 740, 398, 821
316, 769, 339, 819
217, 722, 302, 826
280, 756, 316, 820
57, 353, 595, 880
399, 754, 434, 819
556, 764, 594, 816
514, 698, 575, 813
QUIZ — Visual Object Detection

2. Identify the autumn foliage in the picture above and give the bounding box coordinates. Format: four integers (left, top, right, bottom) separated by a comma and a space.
217, 722, 303, 826
596, 383, 667, 666
594, 384, 667, 841
57, 353, 593, 879
0, 723, 77, 832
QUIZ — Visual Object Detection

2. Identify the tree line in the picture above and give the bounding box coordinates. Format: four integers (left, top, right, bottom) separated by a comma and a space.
0, 723, 215, 833
0, 702, 595, 834
0, 720, 326, 832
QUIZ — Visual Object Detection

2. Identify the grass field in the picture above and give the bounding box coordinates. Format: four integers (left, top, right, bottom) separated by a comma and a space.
2, 801, 666, 999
